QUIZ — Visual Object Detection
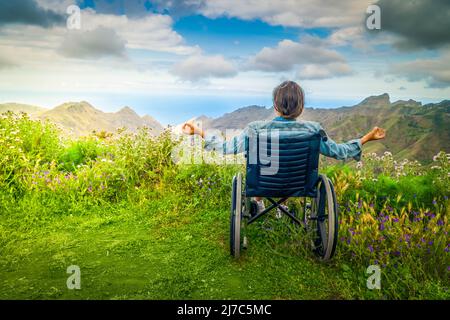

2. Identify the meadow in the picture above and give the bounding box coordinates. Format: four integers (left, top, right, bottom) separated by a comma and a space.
0, 112, 449, 299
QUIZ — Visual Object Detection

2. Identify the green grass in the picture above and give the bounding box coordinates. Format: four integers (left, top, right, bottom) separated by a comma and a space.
0, 113, 449, 300
1, 194, 359, 300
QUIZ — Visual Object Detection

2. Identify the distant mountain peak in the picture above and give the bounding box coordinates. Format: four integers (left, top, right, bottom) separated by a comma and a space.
117, 106, 138, 115
391, 99, 422, 107
54, 101, 99, 113
358, 93, 390, 107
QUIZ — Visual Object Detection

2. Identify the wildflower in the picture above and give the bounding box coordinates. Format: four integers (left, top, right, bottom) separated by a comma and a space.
432, 199, 437, 205
368, 245, 374, 253
392, 217, 399, 223
437, 220, 444, 226
392, 251, 401, 257
379, 223, 385, 231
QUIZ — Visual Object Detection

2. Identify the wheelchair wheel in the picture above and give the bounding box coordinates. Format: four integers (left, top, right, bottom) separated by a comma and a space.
308, 174, 338, 260
230, 173, 243, 258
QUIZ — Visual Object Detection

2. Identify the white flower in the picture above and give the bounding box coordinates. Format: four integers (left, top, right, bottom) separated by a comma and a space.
384, 151, 392, 157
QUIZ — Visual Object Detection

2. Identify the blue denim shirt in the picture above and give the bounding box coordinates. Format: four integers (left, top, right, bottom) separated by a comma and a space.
204, 116, 362, 161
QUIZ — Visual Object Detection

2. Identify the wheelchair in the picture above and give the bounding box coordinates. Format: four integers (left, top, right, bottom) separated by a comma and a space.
230, 130, 338, 261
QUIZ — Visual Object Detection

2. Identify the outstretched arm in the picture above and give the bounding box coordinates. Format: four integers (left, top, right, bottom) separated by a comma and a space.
320, 126, 386, 161
182, 121, 247, 155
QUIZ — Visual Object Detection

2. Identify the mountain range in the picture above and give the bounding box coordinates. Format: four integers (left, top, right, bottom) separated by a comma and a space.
1, 93, 449, 161
188, 93, 450, 162
0, 101, 164, 136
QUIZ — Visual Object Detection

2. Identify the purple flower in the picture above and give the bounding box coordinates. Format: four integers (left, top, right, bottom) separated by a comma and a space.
379, 223, 385, 231
437, 220, 444, 226
368, 245, 374, 253
432, 200, 437, 205
392, 217, 399, 223
428, 241, 434, 246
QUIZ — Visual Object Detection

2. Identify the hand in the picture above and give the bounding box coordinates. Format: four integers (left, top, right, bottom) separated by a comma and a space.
361, 126, 386, 145
369, 127, 386, 140
182, 122, 195, 135
182, 121, 204, 137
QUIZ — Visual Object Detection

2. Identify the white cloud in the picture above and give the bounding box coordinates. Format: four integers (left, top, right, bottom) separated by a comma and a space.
0, 8, 199, 63
199, 0, 368, 28
78, 10, 200, 55
390, 51, 450, 88
59, 27, 126, 59
0, 53, 17, 69
170, 54, 238, 81
247, 39, 350, 74
297, 62, 353, 80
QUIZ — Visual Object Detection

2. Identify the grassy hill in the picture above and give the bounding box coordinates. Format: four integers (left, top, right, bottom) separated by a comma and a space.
0, 103, 45, 115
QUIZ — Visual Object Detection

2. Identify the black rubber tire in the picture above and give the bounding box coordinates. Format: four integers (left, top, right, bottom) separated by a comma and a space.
309, 174, 338, 261
230, 173, 242, 258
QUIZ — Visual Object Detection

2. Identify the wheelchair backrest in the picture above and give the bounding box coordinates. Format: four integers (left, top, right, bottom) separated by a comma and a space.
245, 130, 321, 197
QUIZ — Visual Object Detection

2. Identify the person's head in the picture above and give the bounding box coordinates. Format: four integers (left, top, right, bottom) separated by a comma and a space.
272, 80, 304, 119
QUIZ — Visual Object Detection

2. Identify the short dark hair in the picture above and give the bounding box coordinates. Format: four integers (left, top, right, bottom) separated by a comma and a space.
272, 81, 304, 119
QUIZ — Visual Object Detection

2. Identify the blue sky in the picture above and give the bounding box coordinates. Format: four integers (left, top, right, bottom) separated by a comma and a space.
0, 0, 449, 125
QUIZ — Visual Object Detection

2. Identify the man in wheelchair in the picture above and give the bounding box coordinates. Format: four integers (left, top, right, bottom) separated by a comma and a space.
183, 80, 385, 260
